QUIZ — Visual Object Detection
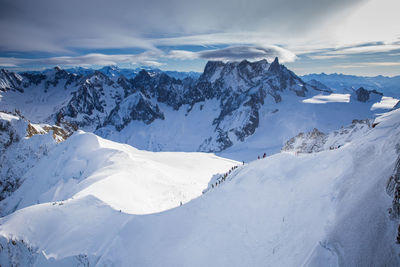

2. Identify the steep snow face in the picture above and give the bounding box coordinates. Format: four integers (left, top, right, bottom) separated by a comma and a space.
0, 131, 237, 216
1, 109, 400, 266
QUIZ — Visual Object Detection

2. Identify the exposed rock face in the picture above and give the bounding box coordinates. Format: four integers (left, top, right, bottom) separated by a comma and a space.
282, 128, 327, 154
56, 72, 117, 128
355, 87, 383, 102
105, 92, 164, 131
26, 123, 72, 142
282, 119, 372, 154
356, 87, 370, 102
0, 69, 24, 92
0, 113, 22, 152
20, 72, 46, 87
61, 83, 105, 117
131, 71, 187, 110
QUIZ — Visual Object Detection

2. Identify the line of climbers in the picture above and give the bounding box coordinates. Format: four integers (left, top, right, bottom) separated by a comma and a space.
329, 145, 342, 150
257, 152, 267, 160
211, 165, 239, 189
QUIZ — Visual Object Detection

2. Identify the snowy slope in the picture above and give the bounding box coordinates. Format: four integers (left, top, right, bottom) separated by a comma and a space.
0, 130, 237, 216
1, 108, 400, 266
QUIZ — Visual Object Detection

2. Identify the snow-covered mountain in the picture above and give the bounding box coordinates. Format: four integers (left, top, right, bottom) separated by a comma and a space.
0, 59, 398, 160
1, 105, 400, 266
302, 73, 400, 98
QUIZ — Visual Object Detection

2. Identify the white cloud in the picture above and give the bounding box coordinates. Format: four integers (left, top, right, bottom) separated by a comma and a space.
0, 52, 163, 67
0, 0, 365, 54
307, 55, 347, 60
330, 0, 400, 47
333, 62, 400, 68
167, 50, 198, 60
0, 45, 297, 68
326, 43, 400, 55
168, 45, 297, 63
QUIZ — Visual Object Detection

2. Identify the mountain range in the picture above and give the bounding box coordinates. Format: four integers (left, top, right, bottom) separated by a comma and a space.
1, 58, 397, 161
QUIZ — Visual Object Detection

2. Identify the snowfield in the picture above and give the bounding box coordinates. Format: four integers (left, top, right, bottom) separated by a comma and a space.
0, 131, 238, 216
302, 93, 351, 104
1, 108, 400, 266
371, 96, 400, 110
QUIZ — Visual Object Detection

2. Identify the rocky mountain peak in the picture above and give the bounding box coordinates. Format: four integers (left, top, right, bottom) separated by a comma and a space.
99, 65, 121, 77
85, 71, 114, 86
134, 69, 151, 83
268, 57, 280, 73
0, 69, 23, 92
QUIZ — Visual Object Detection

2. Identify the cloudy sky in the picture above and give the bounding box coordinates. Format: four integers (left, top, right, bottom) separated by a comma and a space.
0, 0, 399, 76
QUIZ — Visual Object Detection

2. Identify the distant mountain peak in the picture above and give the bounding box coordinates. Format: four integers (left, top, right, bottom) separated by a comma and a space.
268, 57, 280, 72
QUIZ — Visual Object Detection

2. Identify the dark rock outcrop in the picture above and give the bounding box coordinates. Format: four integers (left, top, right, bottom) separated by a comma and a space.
355, 87, 383, 102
